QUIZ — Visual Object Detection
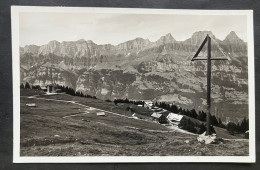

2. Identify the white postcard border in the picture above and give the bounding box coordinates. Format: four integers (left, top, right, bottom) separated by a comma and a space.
11, 6, 255, 163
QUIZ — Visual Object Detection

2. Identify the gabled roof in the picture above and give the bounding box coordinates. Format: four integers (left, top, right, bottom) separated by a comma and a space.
160, 110, 171, 117
151, 113, 162, 119
167, 113, 183, 121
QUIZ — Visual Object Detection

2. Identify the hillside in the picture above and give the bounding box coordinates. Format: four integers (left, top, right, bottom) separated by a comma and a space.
20, 89, 248, 156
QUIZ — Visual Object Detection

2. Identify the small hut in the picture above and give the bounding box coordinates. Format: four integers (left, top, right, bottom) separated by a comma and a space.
97, 112, 106, 116
41, 86, 47, 92
46, 84, 56, 93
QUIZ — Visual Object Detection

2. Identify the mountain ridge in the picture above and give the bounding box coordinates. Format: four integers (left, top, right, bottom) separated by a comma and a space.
20, 31, 245, 53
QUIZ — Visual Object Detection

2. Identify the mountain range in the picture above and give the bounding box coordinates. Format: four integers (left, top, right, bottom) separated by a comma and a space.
20, 31, 248, 123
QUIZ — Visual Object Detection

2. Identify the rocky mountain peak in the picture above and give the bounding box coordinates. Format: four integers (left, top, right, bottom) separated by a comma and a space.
222, 31, 247, 53
165, 33, 174, 39
192, 31, 216, 40
184, 31, 217, 45
156, 33, 176, 45
48, 40, 60, 45
224, 31, 244, 42
86, 40, 96, 44
116, 37, 151, 50
193, 31, 215, 37
76, 39, 86, 43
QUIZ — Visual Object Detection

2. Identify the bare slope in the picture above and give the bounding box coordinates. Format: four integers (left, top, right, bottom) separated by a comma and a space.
20, 89, 248, 156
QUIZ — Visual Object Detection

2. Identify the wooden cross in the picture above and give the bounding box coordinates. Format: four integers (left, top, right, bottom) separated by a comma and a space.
191, 34, 229, 135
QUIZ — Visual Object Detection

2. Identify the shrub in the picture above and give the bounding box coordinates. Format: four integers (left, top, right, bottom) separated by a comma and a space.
179, 117, 215, 134
32, 85, 41, 90
178, 117, 197, 133
210, 115, 219, 127
227, 122, 238, 135
159, 115, 168, 124
198, 123, 207, 134
239, 117, 249, 133
197, 111, 207, 121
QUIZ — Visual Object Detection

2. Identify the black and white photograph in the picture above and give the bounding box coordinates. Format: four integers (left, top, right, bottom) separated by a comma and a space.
11, 6, 255, 163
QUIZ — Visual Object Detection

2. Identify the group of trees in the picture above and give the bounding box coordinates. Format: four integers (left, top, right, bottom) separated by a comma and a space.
20, 82, 98, 99
20, 82, 41, 90
154, 101, 249, 134
178, 117, 216, 134
114, 98, 145, 106
56, 85, 97, 99
154, 101, 226, 128
226, 117, 249, 135
56, 85, 77, 96
154, 101, 179, 113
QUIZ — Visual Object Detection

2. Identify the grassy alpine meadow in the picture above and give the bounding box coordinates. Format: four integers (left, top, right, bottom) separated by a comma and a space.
20, 89, 249, 156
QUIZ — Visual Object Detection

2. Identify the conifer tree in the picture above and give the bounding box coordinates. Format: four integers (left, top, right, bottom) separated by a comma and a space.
25, 82, 30, 89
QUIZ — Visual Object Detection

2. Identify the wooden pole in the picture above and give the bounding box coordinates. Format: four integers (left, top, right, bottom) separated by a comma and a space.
191, 34, 229, 136
206, 34, 211, 135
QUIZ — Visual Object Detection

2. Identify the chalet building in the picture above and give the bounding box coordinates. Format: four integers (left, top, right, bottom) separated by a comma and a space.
166, 113, 184, 125
45, 84, 63, 93
153, 108, 163, 112
47, 85, 55, 93
46, 84, 57, 93
151, 112, 168, 124
159, 111, 184, 125
144, 101, 153, 109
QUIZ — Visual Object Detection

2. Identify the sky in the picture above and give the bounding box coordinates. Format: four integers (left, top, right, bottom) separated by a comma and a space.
19, 12, 247, 47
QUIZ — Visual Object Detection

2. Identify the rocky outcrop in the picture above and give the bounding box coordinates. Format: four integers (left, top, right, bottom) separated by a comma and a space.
76, 69, 138, 100
37, 39, 100, 59
22, 62, 78, 89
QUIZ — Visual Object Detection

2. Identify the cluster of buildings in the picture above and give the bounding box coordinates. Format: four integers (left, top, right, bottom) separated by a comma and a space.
134, 101, 184, 125
39, 85, 183, 125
